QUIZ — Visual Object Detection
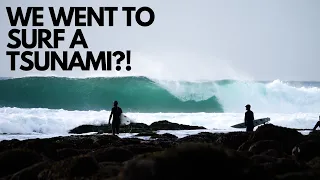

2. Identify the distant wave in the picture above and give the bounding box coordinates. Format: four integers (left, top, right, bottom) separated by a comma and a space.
0, 76, 320, 113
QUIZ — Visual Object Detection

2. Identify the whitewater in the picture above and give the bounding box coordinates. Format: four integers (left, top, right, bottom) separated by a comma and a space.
0, 76, 319, 141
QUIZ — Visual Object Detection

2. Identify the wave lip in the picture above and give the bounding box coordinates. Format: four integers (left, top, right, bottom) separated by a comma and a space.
0, 76, 223, 113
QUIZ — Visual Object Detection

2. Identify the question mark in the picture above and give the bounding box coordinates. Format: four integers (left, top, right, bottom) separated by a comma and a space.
113, 51, 125, 71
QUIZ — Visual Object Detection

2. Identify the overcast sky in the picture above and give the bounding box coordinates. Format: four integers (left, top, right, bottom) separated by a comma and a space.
0, 0, 319, 81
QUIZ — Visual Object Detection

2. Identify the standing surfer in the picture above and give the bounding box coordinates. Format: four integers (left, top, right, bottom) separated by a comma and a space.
244, 104, 254, 132
109, 101, 123, 135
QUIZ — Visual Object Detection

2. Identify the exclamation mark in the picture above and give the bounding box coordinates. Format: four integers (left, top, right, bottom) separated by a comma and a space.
126, 50, 131, 71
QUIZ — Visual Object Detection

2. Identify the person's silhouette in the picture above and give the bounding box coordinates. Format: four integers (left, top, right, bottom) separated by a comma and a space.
312, 116, 320, 131
109, 101, 123, 135
244, 104, 254, 132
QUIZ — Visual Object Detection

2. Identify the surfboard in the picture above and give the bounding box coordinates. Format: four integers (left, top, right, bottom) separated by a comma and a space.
120, 114, 135, 125
231, 117, 270, 129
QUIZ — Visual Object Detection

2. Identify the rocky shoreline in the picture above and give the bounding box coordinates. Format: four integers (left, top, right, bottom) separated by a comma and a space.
1, 122, 320, 179
68, 120, 206, 134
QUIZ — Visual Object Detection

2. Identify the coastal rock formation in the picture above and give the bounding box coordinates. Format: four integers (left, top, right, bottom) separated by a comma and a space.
0, 123, 320, 179
69, 120, 206, 134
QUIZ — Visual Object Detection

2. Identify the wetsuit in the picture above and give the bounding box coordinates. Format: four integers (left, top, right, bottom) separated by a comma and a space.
111, 106, 122, 134
245, 110, 254, 132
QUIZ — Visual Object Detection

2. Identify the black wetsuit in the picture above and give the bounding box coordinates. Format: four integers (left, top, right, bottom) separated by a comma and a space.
245, 110, 254, 132
111, 106, 122, 134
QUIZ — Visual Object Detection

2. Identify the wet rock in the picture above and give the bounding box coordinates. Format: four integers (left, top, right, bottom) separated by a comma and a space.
18, 139, 58, 160
239, 124, 304, 154
69, 120, 205, 134
92, 147, 134, 163
121, 144, 163, 155
38, 155, 100, 180
292, 140, 320, 162
215, 132, 250, 149
135, 132, 158, 137
306, 130, 320, 141
56, 148, 80, 160
178, 132, 221, 143
261, 149, 282, 158
262, 158, 309, 176
119, 143, 272, 180
10, 161, 51, 180
307, 157, 320, 169
249, 140, 283, 155
276, 170, 320, 180
250, 155, 278, 164
93, 162, 122, 179
0, 149, 43, 178
158, 133, 178, 139
149, 120, 206, 130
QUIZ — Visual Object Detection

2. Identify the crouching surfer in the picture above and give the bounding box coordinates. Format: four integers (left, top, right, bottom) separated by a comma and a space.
109, 101, 123, 135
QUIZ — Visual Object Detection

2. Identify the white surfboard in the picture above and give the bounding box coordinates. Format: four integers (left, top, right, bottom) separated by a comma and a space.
231, 117, 270, 129
120, 114, 135, 125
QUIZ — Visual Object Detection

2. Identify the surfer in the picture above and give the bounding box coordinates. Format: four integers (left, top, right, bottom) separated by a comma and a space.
312, 116, 320, 131
244, 104, 254, 132
108, 101, 123, 135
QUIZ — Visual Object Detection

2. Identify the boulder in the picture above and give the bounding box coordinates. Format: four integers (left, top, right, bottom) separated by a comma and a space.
215, 132, 250, 149
239, 124, 304, 154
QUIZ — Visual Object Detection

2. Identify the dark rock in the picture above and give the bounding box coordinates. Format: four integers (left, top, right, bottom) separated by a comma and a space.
307, 157, 320, 169
18, 139, 58, 160
249, 140, 283, 154
56, 148, 80, 160
149, 120, 206, 130
119, 143, 272, 180
0, 149, 43, 178
261, 149, 282, 158
250, 155, 278, 164
97, 135, 122, 146
93, 162, 122, 179
306, 130, 320, 141
178, 132, 221, 143
276, 170, 320, 180
135, 132, 158, 137
239, 124, 304, 154
158, 133, 178, 139
92, 147, 134, 163
292, 140, 320, 161
38, 155, 100, 180
68, 120, 205, 134
121, 144, 163, 155
215, 132, 250, 149
262, 158, 309, 176
10, 161, 51, 180
69, 124, 110, 134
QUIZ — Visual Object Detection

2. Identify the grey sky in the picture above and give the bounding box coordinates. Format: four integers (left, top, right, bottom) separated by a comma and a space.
0, 0, 319, 81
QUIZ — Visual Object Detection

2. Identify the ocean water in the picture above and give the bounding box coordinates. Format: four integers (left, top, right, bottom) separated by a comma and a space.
0, 76, 319, 141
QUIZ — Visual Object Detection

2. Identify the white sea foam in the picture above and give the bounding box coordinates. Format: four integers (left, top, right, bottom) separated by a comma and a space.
0, 107, 317, 136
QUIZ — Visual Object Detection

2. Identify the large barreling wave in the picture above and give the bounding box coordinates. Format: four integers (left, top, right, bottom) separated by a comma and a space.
0, 76, 319, 113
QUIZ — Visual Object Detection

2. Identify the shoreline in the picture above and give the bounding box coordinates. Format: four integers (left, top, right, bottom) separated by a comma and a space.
0, 123, 320, 179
